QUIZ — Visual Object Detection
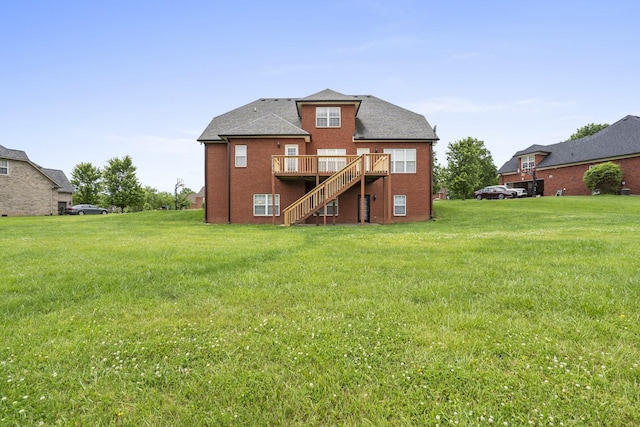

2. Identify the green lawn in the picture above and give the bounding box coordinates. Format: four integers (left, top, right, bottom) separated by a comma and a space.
1, 197, 639, 426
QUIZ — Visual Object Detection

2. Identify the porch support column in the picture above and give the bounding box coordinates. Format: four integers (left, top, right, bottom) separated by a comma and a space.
382, 176, 387, 225
360, 172, 365, 225
386, 173, 392, 225
271, 166, 276, 226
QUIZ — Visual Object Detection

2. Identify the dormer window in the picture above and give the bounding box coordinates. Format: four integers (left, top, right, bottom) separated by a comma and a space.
316, 107, 340, 128
521, 155, 535, 170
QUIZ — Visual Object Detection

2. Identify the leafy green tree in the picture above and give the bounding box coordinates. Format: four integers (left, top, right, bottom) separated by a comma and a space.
141, 187, 174, 210
70, 162, 103, 204
175, 187, 194, 210
583, 162, 623, 194
445, 137, 498, 199
570, 123, 609, 140
102, 155, 144, 212
432, 152, 446, 192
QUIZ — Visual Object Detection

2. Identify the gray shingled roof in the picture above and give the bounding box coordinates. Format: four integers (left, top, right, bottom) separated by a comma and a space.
198, 89, 438, 142
0, 144, 30, 162
218, 114, 310, 138
42, 168, 74, 193
498, 115, 640, 174
1, 144, 72, 191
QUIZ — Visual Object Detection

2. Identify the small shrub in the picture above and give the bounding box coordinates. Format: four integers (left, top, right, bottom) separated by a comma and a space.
583, 162, 623, 194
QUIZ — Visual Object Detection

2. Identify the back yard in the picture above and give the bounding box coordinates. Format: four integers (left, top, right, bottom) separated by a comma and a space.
1, 197, 639, 426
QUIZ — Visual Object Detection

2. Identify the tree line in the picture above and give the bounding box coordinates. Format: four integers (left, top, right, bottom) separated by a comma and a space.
71, 155, 195, 212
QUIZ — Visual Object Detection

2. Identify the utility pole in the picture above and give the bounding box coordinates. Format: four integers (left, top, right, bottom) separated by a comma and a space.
174, 178, 184, 210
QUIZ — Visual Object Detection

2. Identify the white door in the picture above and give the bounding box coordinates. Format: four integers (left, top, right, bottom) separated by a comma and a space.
357, 148, 370, 172
318, 148, 346, 172
285, 144, 298, 172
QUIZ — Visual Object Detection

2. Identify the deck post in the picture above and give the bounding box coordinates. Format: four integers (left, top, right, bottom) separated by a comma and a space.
360, 164, 365, 225
271, 163, 276, 226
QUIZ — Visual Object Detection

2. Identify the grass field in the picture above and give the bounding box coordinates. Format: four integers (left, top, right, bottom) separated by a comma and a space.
1, 197, 639, 426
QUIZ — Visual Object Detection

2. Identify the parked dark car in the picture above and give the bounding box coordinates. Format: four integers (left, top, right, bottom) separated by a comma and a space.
65, 204, 109, 215
473, 186, 516, 200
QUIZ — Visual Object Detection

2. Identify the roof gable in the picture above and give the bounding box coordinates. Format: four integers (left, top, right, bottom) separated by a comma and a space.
0, 144, 30, 162
498, 115, 640, 173
219, 114, 309, 139
198, 90, 438, 143
0, 144, 71, 190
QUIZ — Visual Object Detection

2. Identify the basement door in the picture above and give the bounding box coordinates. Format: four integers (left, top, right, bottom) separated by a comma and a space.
357, 195, 370, 223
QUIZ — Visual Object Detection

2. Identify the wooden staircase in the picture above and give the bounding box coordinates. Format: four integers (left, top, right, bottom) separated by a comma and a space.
282, 156, 364, 226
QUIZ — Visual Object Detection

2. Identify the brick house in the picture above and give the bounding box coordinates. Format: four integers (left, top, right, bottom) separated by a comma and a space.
498, 115, 640, 196
197, 89, 439, 225
0, 144, 73, 216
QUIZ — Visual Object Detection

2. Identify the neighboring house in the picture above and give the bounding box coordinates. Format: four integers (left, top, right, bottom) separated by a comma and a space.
498, 115, 640, 196
0, 144, 73, 216
197, 89, 439, 225
187, 186, 205, 209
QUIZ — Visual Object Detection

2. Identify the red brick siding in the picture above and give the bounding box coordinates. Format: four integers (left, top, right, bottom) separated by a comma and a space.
204, 103, 434, 224
300, 104, 357, 148
205, 143, 229, 223
501, 156, 640, 196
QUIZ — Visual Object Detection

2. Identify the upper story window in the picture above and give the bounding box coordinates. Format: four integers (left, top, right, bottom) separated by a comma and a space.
316, 107, 341, 128
384, 148, 416, 173
235, 145, 247, 167
317, 148, 346, 172
521, 155, 535, 170
0, 159, 7, 175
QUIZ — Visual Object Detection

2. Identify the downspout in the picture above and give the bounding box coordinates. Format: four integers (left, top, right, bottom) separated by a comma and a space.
50, 187, 55, 216
203, 142, 208, 222
227, 140, 231, 224
429, 142, 434, 220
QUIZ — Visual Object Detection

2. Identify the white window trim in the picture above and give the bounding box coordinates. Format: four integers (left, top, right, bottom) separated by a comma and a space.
285, 144, 298, 172
393, 195, 407, 216
235, 145, 247, 168
317, 148, 346, 172
521, 155, 535, 170
0, 159, 8, 175
316, 198, 338, 216
316, 107, 341, 128
384, 148, 416, 174
253, 194, 280, 216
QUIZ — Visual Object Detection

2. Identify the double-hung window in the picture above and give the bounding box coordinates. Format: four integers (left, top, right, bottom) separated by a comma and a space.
316, 107, 341, 128
317, 148, 346, 172
235, 145, 247, 167
521, 155, 535, 170
317, 199, 338, 216
384, 148, 416, 173
0, 159, 7, 175
394, 195, 407, 216
253, 194, 280, 216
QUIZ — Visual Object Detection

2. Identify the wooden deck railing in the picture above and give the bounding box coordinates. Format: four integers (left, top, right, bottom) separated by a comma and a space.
279, 154, 389, 226
273, 153, 389, 176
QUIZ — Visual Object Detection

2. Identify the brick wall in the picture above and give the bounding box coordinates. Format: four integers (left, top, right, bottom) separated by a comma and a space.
0, 160, 59, 216
501, 156, 640, 196
203, 103, 434, 224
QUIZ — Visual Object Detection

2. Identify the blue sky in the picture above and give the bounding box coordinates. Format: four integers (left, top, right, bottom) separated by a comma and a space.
2, 0, 639, 192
